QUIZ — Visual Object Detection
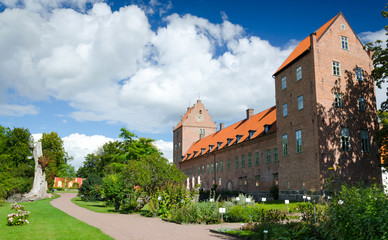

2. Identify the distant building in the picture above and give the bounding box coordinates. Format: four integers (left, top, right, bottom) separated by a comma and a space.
54, 177, 84, 188
173, 13, 382, 200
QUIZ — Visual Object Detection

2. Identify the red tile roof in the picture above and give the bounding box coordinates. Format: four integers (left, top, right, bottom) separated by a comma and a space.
182, 106, 276, 161
273, 13, 341, 76
174, 106, 193, 130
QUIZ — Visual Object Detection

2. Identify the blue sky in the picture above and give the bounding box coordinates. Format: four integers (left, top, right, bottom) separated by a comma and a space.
0, 0, 386, 168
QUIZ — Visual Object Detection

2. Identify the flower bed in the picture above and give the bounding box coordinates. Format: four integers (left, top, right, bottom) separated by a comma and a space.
7, 203, 30, 226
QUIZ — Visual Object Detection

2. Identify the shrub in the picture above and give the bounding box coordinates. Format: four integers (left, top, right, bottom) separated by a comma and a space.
227, 204, 286, 223
78, 174, 103, 201
325, 184, 388, 240
72, 182, 79, 188
7, 203, 30, 226
0, 198, 6, 206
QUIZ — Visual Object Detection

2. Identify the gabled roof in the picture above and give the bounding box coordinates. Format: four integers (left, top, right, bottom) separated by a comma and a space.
182, 106, 276, 161
174, 106, 193, 130
273, 13, 341, 76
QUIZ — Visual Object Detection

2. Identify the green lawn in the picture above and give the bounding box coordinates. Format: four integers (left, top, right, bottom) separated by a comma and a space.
259, 200, 300, 212
71, 197, 116, 214
0, 196, 113, 240
53, 189, 79, 193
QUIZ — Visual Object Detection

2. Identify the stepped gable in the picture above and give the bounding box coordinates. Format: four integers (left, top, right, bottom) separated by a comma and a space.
174, 106, 193, 130
274, 13, 340, 76
182, 106, 276, 161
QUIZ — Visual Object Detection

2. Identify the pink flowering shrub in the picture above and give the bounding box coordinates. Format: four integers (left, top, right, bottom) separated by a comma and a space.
7, 203, 30, 226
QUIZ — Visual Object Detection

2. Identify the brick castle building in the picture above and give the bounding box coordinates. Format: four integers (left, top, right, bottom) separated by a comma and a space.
173, 13, 382, 200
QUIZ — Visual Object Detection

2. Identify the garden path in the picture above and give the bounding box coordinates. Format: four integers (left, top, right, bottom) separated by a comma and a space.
51, 193, 241, 240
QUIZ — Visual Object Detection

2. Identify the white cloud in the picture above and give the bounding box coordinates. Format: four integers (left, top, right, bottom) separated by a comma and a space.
0, 104, 38, 116
359, 28, 387, 44
62, 133, 114, 169
154, 139, 173, 162
0, 2, 294, 133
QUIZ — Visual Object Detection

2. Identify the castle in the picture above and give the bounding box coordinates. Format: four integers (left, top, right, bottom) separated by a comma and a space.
173, 13, 382, 200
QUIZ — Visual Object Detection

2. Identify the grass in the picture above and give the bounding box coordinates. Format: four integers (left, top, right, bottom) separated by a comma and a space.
52, 189, 79, 193
259, 200, 300, 212
0, 196, 113, 240
71, 197, 117, 214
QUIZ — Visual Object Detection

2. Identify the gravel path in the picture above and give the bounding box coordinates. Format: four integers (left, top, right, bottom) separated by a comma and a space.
50, 193, 241, 240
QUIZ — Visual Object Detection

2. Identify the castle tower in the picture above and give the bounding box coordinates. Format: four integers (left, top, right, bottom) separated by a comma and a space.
273, 13, 381, 198
173, 100, 217, 168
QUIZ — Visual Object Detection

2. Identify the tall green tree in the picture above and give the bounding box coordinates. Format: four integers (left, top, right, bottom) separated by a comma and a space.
365, 3, 388, 110
40, 132, 73, 188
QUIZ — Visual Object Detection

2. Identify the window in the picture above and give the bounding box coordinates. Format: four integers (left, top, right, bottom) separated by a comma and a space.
255, 152, 260, 165
281, 76, 287, 89
241, 155, 245, 168
218, 177, 221, 186
340, 127, 350, 151
221, 161, 224, 172
211, 164, 214, 173
236, 135, 242, 143
358, 97, 365, 111
202, 165, 204, 174
334, 93, 342, 107
198, 166, 200, 175
302, 181, 306, 190
282, 134, 288, 156
266, 150, 271, 163
207, 164, 209, 173
298, 95, 304, 110
227, 138, 233, 146
255, 175, 260, 187
360, 129, 370, 153
248, 130, 256, 139
356, 67, 363, 81
296, 129, 302, 153
240, 177, 247, 186
341, 36, 348, 50
248, 153, 252, 167
216, 162, 219, 173
296, 66, 302, 81
287, 181, 291, 190
283, 103, 288, 117
274, 173, 279, 186
273, 148, 278, 162
227, 159, 230, 171
235, 156, 239, 169
333, 61, 341, 76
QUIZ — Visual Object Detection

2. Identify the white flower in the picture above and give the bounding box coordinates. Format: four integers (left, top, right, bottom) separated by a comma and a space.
338, 200, 344, 205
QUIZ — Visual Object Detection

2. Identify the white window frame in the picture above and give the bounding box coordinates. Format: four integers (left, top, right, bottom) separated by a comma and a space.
333, 61, 341, 76
296, 129, 302, 153
282, 134, 288, 156
281, 76, 287, 90
296, 66, 302, 81
356, 67, 363, 81
360, 129, 370, 153
340, 127, 350, 151
341, 36, 349, 50
334, 93, 342, 108
298, 95, 304, 110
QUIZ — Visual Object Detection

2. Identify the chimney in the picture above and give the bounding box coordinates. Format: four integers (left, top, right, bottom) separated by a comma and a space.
246, 108, 254, 119
220, 123, 224, 130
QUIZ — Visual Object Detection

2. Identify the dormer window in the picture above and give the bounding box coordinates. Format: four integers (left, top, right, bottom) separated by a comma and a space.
187, 154, 191, 159
236, 135, 243, 143
264, 124, 270, 134
227, 138, 233, 146
248, 130, 256, 139
193, 151, 198, 157
201, 148, 206, 154
217, 142, 223, 149
209, 145, 214, 151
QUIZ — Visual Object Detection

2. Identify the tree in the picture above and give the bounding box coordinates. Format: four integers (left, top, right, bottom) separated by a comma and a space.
365, 4, 388, 111
40, 132, 72, 188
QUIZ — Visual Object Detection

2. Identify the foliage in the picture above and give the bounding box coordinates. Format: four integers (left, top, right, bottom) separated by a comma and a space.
101, 173, 131, 211
228, 204, 287, 223
78, 174, 103, 201
325, 184, 388, 240
40, 132, 73, 189
365, 3, 388, 110
7, 203, 30, 226
0, 126, 34, 199
170, 197, 220, 224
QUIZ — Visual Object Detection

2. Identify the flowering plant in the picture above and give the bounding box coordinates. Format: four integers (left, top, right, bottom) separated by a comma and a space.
7, 203, 30, 226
